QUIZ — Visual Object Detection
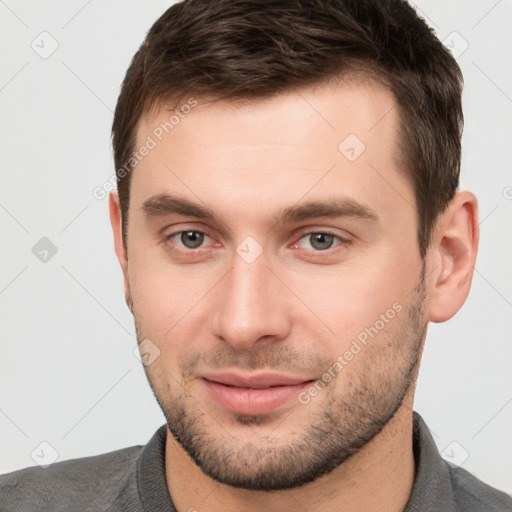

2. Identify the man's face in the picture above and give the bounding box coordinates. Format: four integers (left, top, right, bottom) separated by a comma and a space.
123, 80, 429, 490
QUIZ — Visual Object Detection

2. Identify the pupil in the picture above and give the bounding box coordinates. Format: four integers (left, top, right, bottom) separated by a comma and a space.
311, 233, 333, 250
181, 231, 203, 248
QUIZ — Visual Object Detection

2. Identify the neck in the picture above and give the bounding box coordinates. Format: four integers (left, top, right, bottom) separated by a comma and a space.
165, 401, 416, 512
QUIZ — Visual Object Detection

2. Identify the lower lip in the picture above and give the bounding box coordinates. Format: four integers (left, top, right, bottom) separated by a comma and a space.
202, 379, 312, 415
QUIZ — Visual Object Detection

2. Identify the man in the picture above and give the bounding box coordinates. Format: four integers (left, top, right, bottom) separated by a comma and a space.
1, 0, 510, 510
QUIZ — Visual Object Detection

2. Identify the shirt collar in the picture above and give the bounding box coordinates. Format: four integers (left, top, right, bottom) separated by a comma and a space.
136, 413, 457, 511
405, 412, 458, 511
137, 424, 175, 511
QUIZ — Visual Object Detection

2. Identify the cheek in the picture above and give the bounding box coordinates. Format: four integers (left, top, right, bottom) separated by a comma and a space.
285, 254, 415, 352
127, 250, 219, 344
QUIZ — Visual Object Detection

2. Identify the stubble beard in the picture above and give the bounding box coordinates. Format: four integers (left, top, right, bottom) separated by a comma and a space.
133, 270, 427, 491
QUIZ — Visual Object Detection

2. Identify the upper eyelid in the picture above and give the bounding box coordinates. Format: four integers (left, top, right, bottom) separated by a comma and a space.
166, 228, 350, 249
295, 228, 347, 238
166, 222, 351, 237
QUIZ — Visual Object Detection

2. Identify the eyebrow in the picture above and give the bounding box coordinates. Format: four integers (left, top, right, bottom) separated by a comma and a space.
141, 193, 379, 226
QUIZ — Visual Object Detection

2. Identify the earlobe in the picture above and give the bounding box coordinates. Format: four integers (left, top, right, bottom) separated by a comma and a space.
428, 191, 479, 323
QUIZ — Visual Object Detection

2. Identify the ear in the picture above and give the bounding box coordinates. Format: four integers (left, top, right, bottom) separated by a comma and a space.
109, 190, 132, 312
427, 190, 479, 323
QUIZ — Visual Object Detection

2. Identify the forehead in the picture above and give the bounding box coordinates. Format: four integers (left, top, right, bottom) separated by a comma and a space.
130, 79, 414, 230
138, 78, 399, 157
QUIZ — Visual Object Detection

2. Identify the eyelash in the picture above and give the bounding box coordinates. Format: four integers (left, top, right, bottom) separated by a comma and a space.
165, 229, 351, 256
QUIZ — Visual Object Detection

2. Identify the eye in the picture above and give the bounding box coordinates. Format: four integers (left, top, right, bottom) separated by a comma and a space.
296, 232, 346, 251
168, 230, 213, 250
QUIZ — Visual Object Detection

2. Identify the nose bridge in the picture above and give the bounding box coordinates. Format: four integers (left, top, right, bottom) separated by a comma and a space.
211, 250, 291, 349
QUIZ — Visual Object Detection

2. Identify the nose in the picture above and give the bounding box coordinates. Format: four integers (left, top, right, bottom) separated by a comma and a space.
210, 250, 292, 350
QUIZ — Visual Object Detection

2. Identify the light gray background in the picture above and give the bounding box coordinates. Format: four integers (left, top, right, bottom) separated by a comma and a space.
1, 0, 511, 495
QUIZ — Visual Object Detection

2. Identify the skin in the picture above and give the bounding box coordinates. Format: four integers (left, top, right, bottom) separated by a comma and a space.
109, 79, 479, 512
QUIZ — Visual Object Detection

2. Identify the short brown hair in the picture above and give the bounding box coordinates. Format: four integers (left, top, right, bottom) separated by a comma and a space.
112, 0, 463, 258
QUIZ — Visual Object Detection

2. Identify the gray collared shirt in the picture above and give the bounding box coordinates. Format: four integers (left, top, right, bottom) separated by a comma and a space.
1, 412, 511, 511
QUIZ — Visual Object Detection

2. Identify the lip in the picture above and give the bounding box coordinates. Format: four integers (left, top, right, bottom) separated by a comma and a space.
199, 371, 314, 415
